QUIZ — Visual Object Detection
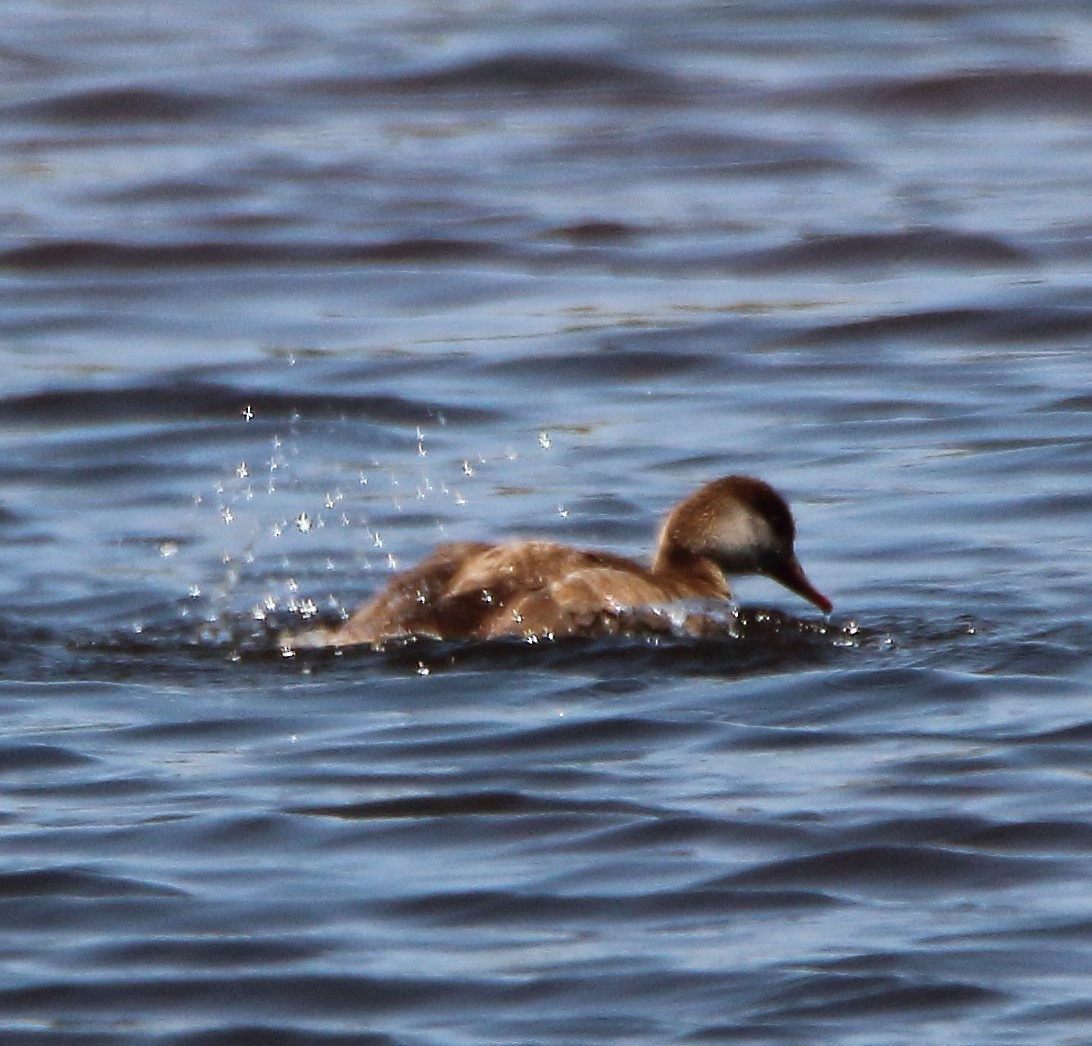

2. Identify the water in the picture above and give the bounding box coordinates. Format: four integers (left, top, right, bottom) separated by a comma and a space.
2, 1, 1092, 1043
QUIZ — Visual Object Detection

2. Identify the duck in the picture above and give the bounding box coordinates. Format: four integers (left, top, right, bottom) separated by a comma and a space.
289, 475, 831, 649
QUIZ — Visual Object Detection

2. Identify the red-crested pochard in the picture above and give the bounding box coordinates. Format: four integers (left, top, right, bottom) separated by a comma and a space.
290, 475, 831, 648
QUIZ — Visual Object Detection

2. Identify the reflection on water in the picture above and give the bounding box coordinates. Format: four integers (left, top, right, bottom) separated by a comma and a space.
2, 1, 1092, 1043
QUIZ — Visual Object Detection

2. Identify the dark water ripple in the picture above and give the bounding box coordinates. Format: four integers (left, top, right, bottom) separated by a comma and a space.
317, 52, 688, 103
3, 1, 1092, 1043
0, 227, 1036, 276
9, 86, 247, 125
0, 379, 500, 429
795, 68, 1092, 115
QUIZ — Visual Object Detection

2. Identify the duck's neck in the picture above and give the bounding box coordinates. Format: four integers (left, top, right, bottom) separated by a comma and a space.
651, 543, 730, 599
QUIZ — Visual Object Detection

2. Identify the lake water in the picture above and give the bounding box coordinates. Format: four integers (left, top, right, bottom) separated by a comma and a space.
3, 2, 1092, 1043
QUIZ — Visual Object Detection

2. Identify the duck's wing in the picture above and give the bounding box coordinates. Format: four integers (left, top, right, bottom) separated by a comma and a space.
440, 542, 695, 639
298, 542, 494, 647
481, 563, 687, 638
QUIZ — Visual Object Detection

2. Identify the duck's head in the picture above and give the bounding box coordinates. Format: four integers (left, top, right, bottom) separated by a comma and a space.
654, 475, 832, 613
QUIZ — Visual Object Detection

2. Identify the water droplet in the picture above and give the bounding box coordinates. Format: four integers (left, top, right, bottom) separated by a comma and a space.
158, 541, 179, 559
295, 512, 313, 533
220, 507, 234, 524
241, 404, 254, 422
236, 462, 249, 479
538, 431, 552, 450
462, 460, 475, 477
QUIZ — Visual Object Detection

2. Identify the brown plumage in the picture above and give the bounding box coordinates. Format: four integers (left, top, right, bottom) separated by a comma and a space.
289, 475, 831, 648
